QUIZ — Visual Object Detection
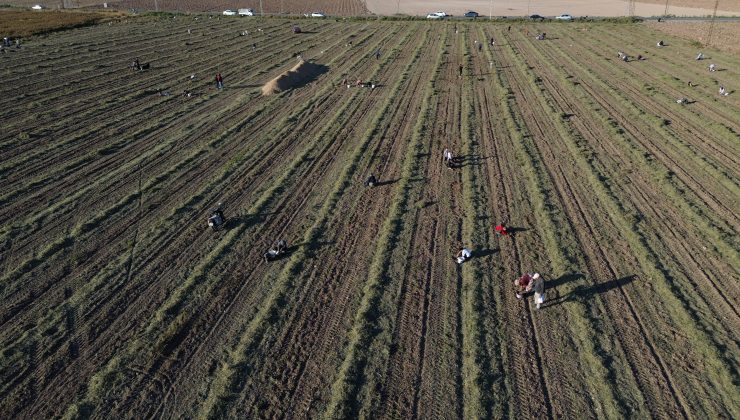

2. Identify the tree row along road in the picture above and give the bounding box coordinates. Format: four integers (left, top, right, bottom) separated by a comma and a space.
0, 17, 737, 418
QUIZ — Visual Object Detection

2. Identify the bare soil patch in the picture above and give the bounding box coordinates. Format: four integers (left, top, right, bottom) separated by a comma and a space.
645, 21, 740, 53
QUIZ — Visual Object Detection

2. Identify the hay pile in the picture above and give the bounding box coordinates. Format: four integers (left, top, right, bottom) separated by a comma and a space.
261, 60, 323, 95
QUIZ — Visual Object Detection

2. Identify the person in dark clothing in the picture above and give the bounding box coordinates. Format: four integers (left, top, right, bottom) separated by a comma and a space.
215, 73, 224, 89
459, 65, 463, 77
366, 174, 377, 187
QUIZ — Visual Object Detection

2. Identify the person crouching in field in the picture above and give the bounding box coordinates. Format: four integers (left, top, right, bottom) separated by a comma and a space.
514, 273, 546, 309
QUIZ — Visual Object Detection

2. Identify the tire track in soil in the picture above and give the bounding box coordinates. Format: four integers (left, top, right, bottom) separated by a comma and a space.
500, 29, 691, 419
380, 25, 461, 420
470, 30, 554, 420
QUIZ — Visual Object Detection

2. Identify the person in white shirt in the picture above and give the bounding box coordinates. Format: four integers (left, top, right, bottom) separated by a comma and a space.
455, 248, 471, 264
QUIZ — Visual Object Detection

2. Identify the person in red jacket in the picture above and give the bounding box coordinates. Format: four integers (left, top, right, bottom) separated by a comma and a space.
495, 224, 509, 236
215, 73, 224, 89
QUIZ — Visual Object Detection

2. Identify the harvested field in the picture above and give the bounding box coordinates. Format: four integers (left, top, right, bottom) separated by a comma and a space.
646, 21, 740, 53
0, 9, 119, 37
0, 16, 738, 419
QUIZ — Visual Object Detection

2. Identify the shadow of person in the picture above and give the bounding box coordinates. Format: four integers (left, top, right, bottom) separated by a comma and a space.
545, 274, 637, 307
473, 248, 499, 259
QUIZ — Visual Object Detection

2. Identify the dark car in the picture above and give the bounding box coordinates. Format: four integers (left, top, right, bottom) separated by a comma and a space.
464, 11, 479, 18
529, 14, 545, 21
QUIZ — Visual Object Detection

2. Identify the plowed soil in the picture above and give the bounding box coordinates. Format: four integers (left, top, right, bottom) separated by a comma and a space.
0, 17, 738, 419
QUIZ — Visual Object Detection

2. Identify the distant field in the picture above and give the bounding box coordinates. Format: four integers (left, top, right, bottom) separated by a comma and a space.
647, 21, 740, 53
0, 9, 119, 36
1, 0, 371, 15
1, 14, 738, 419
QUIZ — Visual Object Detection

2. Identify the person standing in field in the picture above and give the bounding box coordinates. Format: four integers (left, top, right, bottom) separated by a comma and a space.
532, 273, 545, 309
215, 73, 224, 89
459, 64, 463, 77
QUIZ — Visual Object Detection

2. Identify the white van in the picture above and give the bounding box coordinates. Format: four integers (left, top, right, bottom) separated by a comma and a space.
238, 8, 254, 16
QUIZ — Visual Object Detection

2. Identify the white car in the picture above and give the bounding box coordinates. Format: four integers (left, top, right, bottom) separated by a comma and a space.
222, 9, 237, 16
238, 8, 254, 16
310, 12, 326, 18
556, 14, 573, 21
426, 11, 447, 19
31, 4, 44, 9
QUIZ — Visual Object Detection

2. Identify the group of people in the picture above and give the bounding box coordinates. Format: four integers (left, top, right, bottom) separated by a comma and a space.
343, 78, 376, 89
454, 224, 546, 310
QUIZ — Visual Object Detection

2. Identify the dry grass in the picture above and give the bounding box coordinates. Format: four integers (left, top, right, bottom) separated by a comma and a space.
0, 9, 123, 37
645, 21, 740, 53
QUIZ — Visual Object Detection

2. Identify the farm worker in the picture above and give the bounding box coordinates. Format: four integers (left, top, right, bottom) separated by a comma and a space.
514, 273, 533, 299
507, 25, 511, 32
456, 248, 472, 264
531, 273, 545, 309
490, 37, 495, 46
215, 73, 224, 89
719, 86, 729, 96
696, 52, 704, 60
676, 97, 688, 105
495, 225, 509, 236
275, 239, 287, 254
709, 63, 717, 72
657, 40, 664, 47
443, 148, 449, 163
366, 174, 377, 187
687, 80, 694, 87
459, 65, 463, 77
478, 42, 482, 52
374, 49, 381, 59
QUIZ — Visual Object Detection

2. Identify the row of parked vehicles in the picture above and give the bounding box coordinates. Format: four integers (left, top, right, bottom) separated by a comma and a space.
222, 9, 327, 17
427, 11, 574, 20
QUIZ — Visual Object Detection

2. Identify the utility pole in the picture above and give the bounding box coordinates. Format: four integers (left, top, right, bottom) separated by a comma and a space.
154, 0, 158, 12
707, 0, 720, 46
259, 0, 263, 16
663, 0, 669, 16
396, 0, 400, 15
489, 0, 493, 20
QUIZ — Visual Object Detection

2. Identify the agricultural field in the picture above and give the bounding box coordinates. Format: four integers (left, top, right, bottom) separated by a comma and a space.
0, 14, 739, 419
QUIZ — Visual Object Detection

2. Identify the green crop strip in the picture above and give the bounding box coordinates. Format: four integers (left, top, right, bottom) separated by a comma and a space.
324, 26, 444, 420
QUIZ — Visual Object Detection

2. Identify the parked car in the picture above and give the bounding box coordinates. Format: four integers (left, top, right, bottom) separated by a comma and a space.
222, 9, 236, 16
529, 14, 545, 21
426, 11, 447, 19
464, 11, 479, 18
556, 14, 573, 21
238, 8, 254, 16
310, 12, 326, 18
31, 4, 44, 9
